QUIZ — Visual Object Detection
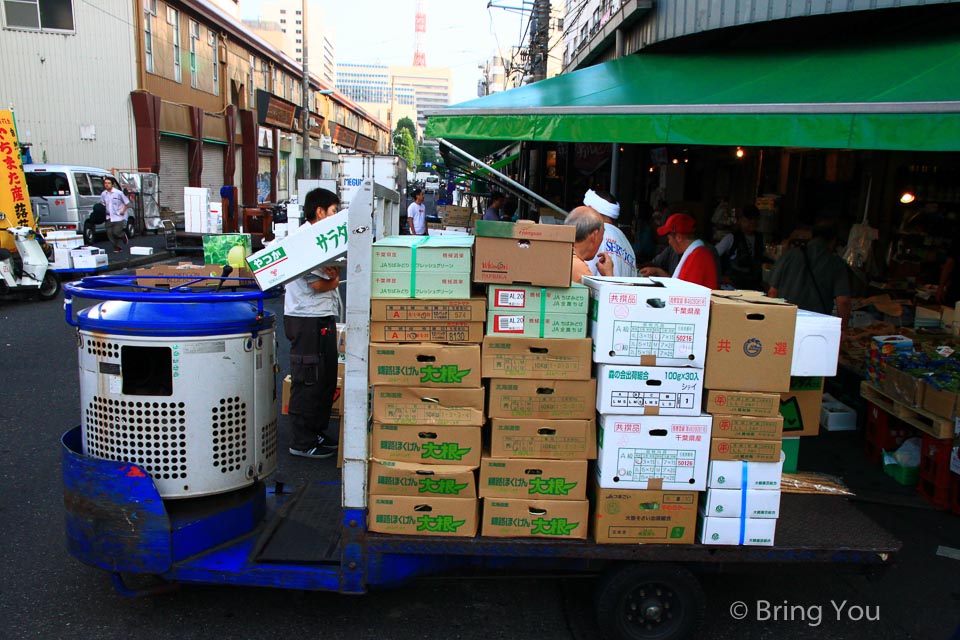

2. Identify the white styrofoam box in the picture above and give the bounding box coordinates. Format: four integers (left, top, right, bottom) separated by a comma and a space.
70, 247, 108, 269
49, 233, 82, 269
596, 413, 713, 491
791, 309, 842, 376
707, 453, 784, 490
184, 187, 210, 234
595, 364, 703, 416
273, 223, 289, 240
246, 210, 348, 290
820, 401, 857, 431
129, 246, 154, 256
699, 515, 777, 546
582, 276, 711, 367
701, 488, 781, 519
207, 202, 223, 234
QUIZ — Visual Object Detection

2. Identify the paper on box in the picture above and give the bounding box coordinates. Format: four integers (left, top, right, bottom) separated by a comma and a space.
486, 310, 587, 339
371, 322, 485, 343
368, 343, 481, 388
487, 378, 596, 420
704, 390, 781, 417
481, 337, 592, 380
792, 309, 842, 376
595, 414, 713, 491
370, 423, 482, 467
473, 220, 575, 287
591, 486, 699, 544
582, 276, 711, 367
778, 377, 825, 437
710, 438, 783, 463
703, 292, 797, 392
595, 365, 704, 416
372, 272, 471, 299
707, 454, 784, 490
711, 414, 783, 440
698, 515, 777, 546
370, 298, 486, 322
368, 495, 478, 537
246, 210, 348, 290
480, 498, 589, 539
489, 418, 597, 460
479, 457, 587, 500
368, 459, 477, 498
371, 387, 485, 426
487, 283, 589, 314
701, 488, 781, 519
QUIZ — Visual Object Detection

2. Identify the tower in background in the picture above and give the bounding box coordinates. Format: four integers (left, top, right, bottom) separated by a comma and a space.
413, 0, 426, 66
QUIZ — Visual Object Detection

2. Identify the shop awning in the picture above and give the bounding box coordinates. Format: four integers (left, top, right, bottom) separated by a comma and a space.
426, 36, 960, 152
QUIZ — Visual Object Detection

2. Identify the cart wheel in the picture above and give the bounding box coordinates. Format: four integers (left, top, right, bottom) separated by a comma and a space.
595, 563, 705, 640
126, 217, 137, 239
83, 222, 96, 246
38, 271, 61, 300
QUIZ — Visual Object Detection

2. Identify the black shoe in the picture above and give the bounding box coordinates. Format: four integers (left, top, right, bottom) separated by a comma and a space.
288, 445, 333, 459
318, 434, 339, 450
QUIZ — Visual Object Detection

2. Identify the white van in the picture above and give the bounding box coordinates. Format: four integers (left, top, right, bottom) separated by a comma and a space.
24, 164, 136, 245
423, 175, 440, 194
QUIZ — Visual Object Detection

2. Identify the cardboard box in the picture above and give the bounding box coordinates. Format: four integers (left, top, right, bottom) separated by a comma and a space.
370, 423, 482, 467
595, 365, 704, 416
129, 246, 154, 256
202, 233, 252, 266
479, 457, 588, 500
371, 271, 472, 299
704, 292, 797, 393
820, 401, 857, 431
698, 515, 776, 546
781, 437, 800, 474
473, 220, 575, 287
591, 486, 698, 544
487, 283, 589, 315
368, 459, 477, 498
595, 414, 713, 491
136, 263, 256, 288
70, 247, 108, 269
489, 418, 597, 460
281, 374, 291, 415
710, 438, 783, 463
486, 310, 588, 339
372, 235, 473, 274
922, 384, 958, 420
778, 377, 825, 437
881, 366, 927, 407
867, 335, 913, 383
368, 343, 481, 388
792, 309, 842, 376
582, 276, 711, 368
703, 390, 781, 417
701, 489, 781, 519
481, 337, 592, 380
437, 204, 473, 228
487, 378, 597, 420
371, 386, 485, 426
481, 498, 589, 539
711, 414, 783, 440
707, 455, 784, 490
246, 210, 348, 290
371, 322, 485, 343
370, 298, 486, 322
368, 495, 478, 537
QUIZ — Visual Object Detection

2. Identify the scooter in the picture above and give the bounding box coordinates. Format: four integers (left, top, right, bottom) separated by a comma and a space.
0, 213, 60, 300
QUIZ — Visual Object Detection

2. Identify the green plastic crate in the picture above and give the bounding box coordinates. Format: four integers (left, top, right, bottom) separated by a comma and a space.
781, 437, 800, 474
882, 458, 919, 486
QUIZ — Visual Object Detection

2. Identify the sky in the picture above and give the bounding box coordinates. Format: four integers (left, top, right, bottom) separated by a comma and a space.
240, 0, 528, 104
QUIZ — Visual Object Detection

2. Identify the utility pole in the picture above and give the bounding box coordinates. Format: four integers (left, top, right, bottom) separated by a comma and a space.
528, 0, 550, 83
301, 0, 311, 180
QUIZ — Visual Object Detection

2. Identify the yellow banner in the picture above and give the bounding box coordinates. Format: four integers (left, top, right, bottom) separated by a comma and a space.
0, 110, 35, 251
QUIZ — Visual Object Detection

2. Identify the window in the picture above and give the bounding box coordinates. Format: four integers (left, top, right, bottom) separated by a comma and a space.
88, 174, 107, 196
279, 18, 285, 23
25, 172, 70, 196
3, 0, 75, 31
249, 56, 255, 101
143, 9, 153, 73
170, 8, 181, 82
210, 32, 219, 96
142, 0, 156, 15
189, 20, 199, 88
72, 173, 92, 196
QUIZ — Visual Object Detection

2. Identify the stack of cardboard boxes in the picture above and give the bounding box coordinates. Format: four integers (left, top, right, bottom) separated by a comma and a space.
698, 292, 797, 545
582, 276, 712, 544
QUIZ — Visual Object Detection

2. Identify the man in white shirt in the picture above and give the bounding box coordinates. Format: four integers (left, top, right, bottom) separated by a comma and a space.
407, 188, 426, 235
583, 189, 637, 277
100, 176, 130, 253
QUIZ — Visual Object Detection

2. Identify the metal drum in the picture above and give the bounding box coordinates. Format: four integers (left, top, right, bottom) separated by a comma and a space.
65, 275, 280, 499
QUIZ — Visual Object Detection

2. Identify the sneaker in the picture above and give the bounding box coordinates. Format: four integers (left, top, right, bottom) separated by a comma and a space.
113, 246, 122, 253
318, 434, 339, 450
288, 446, 334, 459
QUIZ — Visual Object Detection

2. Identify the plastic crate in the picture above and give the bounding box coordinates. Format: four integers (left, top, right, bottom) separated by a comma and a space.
883, 460, 919, 486
951, 474, 960, 517
917, 476, 952, 509
864, 403, 911, 465
918, 433, 955, 488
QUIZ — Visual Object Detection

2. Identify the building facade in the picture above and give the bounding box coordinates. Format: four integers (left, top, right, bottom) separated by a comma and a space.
335, 62, 418, 138
254, 0, 336, 86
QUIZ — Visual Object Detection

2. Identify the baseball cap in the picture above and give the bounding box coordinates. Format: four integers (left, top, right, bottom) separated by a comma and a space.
657, 213, 696, 236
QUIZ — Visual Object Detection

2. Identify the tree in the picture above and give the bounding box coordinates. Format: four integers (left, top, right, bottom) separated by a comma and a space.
396, 117, 417, 144
420, 145, 438, 169
394, 128, 417, 171
393, 117, 420, 167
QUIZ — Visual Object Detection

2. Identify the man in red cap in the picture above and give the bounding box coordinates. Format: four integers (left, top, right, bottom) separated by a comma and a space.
640, 213, 718, 289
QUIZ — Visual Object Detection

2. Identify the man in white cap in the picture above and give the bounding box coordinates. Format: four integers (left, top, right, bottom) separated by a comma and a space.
583, 189, 637, 278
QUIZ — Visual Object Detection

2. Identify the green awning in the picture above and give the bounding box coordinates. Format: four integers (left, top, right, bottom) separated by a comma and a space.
426, 37, 960, 152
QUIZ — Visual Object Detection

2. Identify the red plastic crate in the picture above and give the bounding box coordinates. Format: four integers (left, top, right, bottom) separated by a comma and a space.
863, 403, 911, 465
952, 474, 960, 517
918, 434, 955, 488
917, 476, 952, 510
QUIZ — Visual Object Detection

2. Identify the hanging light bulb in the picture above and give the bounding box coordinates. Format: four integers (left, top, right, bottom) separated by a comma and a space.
672, 158, 679, 165
900, 190, 916, 204
735, 147, 745, 159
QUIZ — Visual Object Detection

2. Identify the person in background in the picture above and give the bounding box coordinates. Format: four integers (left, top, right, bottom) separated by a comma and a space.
407, 188, 426, 235
285, 188, 342, 459
502, 198, 519, 222
769, 221, 852, 332
640, 213, 718, 289
936, 227, 960, 306
483, 192, 505, 221
100, 176, 130, 253
565, 207, 613, 284
583, 189, 637, 278
716, 205, 768, 290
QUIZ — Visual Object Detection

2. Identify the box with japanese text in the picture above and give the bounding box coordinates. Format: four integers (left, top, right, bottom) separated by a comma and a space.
591, 486, 698, 544
480, 498, 589, 539
370, 423, 482, 467
709, 438, 783, 463
370, 322, 485, 343
368, 495, 478, 537
245, 210, 348, 290
370, 298, 486, 322
703, 390, 781, 417
371, 387, 485, 426
136, 263, 256, 288
582, 276, 711, 368
707, 454, 785, 490
368, 343, 481, 388
487, 378, 596, 420
485, 310, 587, 339
595, 414, 713, 491
372, 235, 473, 273
479, 457, 587, 500
778, 376, 825, 437
487, 283, 589, 314
481, 337, 592, 380
368, 459, 477, 498
371, 272, 471, 299
202, 233, 252, 266
489, 418, 597, 460
473, 220, 575, 287
698, 515, 776, 546
595, 365, 704, 416
711, 414, 784, 440
703, 293, 797, 393
701, 488, 781, 519
71, 247, 108, 269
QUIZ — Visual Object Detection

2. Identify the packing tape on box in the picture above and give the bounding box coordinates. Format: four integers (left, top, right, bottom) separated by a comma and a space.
538, 288, 547, 338
408, 236, 429, 297
740, 463, 749, 545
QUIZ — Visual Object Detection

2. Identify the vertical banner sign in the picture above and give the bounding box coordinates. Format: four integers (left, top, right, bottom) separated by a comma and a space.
0, 110, 35, 251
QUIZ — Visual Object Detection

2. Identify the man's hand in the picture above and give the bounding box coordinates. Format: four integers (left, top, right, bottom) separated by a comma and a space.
639, 266, 668, 277
596, 252, 614, 276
